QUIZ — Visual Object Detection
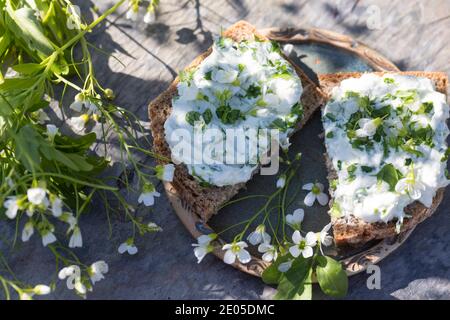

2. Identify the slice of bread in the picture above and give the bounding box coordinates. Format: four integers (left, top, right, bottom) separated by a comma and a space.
149, 21, 325, 222
319, 71, 448, 246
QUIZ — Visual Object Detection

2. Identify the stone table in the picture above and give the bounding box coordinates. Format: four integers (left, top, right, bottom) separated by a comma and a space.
2, 0, 449, 299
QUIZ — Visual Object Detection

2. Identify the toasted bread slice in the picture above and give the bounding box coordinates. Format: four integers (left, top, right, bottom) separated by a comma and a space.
149, 21, 325, 222
319, 71, 448, 246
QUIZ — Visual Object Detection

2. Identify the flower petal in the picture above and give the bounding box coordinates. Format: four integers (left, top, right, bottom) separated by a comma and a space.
304, 192, 316, 206
278, 260, 292, 273
291, 230, 302, 244
118, 243, 127, 254
128, 245, 138, 255
237, 249, 251, 264
262, 251, 274, 262
302, 183, 314, 190
305, 232, 317, 246
223, 250, 236, 264
289, 245, 301, 258
247, 231, 261, 246
317, 192, 329, 206
302, 246, 314, 258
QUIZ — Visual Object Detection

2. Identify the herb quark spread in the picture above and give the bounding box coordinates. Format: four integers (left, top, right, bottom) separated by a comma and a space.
164, 36, 303, 187
323, 74, 450, 227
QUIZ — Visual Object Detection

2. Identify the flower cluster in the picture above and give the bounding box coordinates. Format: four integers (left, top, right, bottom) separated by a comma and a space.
0, 0, 168, 299
126, 0, 159, 24
58, 261, 109, 298
3, 184, 81, 248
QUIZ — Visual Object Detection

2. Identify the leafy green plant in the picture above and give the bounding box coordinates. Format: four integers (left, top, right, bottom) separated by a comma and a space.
0, 0, 166, 299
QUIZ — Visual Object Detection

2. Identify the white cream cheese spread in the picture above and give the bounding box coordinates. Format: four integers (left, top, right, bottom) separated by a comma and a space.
323, 74, 449, 226
164, 36, 303, 187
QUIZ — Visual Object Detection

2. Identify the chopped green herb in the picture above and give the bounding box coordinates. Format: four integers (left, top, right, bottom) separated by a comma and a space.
325, 113, 336, 121
186, 111, 201, 126
361, 166, 374, 173
203, 109, 213, 124
246, 84, 261, 98
216, 105, 244, 125
204, 71, 212, 80
376, 163, 403, 191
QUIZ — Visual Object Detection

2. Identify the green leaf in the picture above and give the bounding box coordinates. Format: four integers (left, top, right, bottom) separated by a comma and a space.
0, 32, 11, 58
296, 269, 313, 300
274, 257, 311, 300
315, 256, 348, 298
0, 76, 40, 91
12, 63, 44, 75
40, 145, 79, 171
54, 132, 97, 153
376, 163, 402, 191
5, 6, 54, 59
13, 125, 42, 172
41, 145, 94, 172
261, 255, 290, 285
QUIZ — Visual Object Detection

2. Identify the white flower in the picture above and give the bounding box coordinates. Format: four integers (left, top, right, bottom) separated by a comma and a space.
355, 117, 382, 138
147, 222, 163, 232
289, 231, 317, 258
143, 10, 156, 24
395, 170, 425, 200
247, 224, 271, 245
138, 183, 160, 206
285, 208, 304, 229
60, 212, 77, 232
276, 175, 286, 188
196, 233, 217, 245
3, 196, 20, 219
69, 93, 85, 112
303, 182, 329, 206
278, 259, 293, 273
33, 284, 51, 295
88, 261, 108, 284
69, 226, 83, 248
318, 223, 333, 247
222, 241, 251, 264
46, 124, 59, 140
258, 243, 277, 262
41, 230, 57, 247
192, 233, 216, 263
282, 44, 294, 56
212, 68, 238, 84
156, 164, 175, 182
27, 187, 47, 205
69, 114, 90, 131
118, 238, 138, 255
51, 197, 63, 217
58, 265, 86, 296
22, 221, 34, 242
126, 8, 139, 21
35, 109, 50, 124
279, 136, 291, 151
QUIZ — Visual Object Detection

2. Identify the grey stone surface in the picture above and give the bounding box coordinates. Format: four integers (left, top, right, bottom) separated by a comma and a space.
1, 0, 449, 300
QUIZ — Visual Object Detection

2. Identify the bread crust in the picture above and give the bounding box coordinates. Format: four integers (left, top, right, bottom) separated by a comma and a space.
319, 71, 448, 246
149, 21, 325, 222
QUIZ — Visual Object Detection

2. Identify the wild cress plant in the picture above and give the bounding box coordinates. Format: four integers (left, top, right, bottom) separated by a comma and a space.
0, 0, 166, 299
